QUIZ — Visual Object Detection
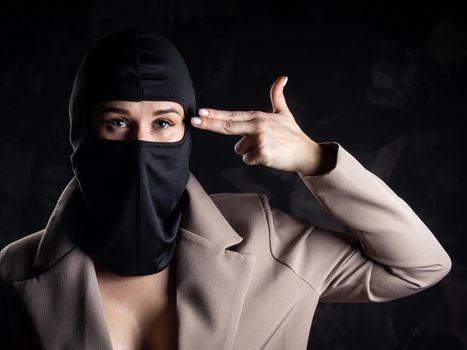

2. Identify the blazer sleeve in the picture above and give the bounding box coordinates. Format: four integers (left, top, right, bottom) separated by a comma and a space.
262, 141, 452, 303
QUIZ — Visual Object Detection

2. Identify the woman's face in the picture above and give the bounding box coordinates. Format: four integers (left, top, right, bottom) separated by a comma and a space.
91, 100, 185, 142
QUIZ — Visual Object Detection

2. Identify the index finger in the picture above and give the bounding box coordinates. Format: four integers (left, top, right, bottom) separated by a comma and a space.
198, 108, 255, 122
191, 114, 257, 136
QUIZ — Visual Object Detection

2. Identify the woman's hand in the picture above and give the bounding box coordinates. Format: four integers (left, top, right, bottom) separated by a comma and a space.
190, 76, 335, 176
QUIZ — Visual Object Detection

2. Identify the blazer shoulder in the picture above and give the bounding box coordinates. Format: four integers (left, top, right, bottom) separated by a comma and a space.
210, 191, 269, 228
0, 229, 44, 283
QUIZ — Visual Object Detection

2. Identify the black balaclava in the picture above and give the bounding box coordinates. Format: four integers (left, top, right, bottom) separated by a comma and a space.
68, 26, 195, 276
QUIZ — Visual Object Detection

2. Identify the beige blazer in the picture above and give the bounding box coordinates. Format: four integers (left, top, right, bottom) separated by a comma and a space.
0, 141, 452, 350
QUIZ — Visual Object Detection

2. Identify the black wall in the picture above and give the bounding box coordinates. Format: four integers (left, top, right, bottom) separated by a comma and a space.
1, 1, 466, 349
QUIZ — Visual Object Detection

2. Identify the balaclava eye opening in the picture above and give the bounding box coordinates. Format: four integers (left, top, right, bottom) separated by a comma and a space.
69, 26, 196, 149
68, 26, 195, 276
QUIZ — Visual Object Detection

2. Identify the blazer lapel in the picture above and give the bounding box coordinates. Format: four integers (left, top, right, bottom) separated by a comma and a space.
16, 177, 114, 350
14, 172, 255, 350
175, 174, 256, 350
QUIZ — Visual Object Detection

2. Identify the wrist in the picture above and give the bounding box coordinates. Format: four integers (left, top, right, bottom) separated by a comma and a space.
297, 142, 337, 177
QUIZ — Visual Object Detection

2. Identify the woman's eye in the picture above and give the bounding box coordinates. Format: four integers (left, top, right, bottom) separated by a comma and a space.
108, 119, 129, 128
153, 119, 172, 129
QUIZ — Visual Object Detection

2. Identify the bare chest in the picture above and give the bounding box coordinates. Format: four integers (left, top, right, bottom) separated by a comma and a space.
93, 261, 178, 350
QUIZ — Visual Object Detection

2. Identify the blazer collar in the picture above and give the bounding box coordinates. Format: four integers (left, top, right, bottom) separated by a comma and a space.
26, 172, 255, 350
33, 172, 243, 269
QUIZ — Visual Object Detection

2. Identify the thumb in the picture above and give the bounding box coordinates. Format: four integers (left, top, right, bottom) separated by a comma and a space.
270, 75, 290, 114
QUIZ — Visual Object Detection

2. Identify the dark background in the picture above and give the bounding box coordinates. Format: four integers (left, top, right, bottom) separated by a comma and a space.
1, 0, 466, 349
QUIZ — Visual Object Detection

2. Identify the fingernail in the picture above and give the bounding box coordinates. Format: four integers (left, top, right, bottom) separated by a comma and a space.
199, 108, 209, 116
191, 117, 202, 125
283, 76, 288, 88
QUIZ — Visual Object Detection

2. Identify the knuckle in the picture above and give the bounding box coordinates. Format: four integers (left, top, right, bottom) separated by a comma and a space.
254, 118, 266, 131
242, 153, 251, 164
257, 145, 268, 158
252, 110, 263, 119
255, 156, 266, 166
226, 111, 237, 121
223, 120, 233, 133
256, 133, 266, 145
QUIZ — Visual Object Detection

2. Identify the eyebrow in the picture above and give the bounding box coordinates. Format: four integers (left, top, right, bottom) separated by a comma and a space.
95, 107, 183, 118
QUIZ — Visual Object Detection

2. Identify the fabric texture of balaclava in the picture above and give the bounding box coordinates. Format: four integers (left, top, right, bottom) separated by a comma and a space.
68, 26, 195, 276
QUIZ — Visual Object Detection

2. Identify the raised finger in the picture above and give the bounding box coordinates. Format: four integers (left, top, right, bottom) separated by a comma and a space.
191, 116, 257, 136
198, 108, 256, 122
270, 76, 290, 114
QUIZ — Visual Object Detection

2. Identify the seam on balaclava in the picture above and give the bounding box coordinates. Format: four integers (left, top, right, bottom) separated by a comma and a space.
137, 30, 143, 100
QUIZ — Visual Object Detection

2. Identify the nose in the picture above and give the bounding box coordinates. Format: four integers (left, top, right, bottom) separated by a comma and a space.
130, 124, 150, 141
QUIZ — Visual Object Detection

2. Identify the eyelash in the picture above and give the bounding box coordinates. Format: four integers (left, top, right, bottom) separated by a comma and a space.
106, 118, 173, 130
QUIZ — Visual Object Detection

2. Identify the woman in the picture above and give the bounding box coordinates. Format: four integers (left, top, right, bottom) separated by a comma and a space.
0, 27, 452, 350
